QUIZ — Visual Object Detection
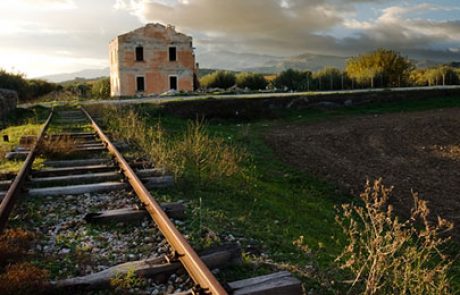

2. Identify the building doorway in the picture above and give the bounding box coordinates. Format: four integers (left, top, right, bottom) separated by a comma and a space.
169, 76, 178, 90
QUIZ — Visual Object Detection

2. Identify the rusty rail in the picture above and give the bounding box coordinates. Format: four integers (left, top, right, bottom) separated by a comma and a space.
81, 107, 227, 295
0, 110, 54, 233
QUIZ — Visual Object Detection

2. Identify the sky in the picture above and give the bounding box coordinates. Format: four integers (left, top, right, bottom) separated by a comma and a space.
0, 0, 459, 78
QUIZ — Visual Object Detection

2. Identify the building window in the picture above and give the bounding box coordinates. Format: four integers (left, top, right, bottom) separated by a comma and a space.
136, 76, 145, 92
136, 46, 144, 61
169, 76, 178, 90
169, 47, 177, 62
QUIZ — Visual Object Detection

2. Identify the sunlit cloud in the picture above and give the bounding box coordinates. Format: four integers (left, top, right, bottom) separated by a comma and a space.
0, 0, 77, 10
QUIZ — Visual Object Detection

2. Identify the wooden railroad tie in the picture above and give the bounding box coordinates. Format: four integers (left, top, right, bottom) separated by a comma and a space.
52, 243, 242, 291
84, 202, 186, 223
228, 271, 302, 295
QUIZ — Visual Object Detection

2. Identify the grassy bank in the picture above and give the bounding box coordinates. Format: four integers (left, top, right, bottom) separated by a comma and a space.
0, 107, 50, 173
92, 94, 460, 294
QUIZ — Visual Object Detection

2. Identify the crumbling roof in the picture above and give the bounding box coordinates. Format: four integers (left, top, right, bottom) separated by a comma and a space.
115, 23, 191, 40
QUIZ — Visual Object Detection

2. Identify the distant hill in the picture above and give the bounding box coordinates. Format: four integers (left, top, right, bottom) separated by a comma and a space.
198, 68, 241, 77
38, 67, 109, 83
59, 76, 108, 86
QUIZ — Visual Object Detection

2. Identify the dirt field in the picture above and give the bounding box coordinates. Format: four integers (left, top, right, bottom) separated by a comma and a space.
266, 108, 460, 235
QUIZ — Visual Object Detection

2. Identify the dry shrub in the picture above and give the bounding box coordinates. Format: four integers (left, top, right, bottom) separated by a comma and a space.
336, 179, 454, 295
99, 106, 246, 182
0, 262, 49, 295
0, 229, 35, 265
38, 135, 76, 156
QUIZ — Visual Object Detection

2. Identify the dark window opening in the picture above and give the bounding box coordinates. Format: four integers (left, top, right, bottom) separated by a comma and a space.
170, 76, 178, 90
169, 47, 177, 62
136, 46, 144, 61
137, 77, 145, 92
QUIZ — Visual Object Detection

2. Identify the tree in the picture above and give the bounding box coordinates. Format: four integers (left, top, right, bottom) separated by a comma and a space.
272, 69, 311, 91
71, 83, 91, 98
0, 69, 29, 99
0, 68, 58, 101
91, 78, 110, 99
346, 49, 413, 88
200, 71, 236, 89
313, 67, 343, 90
409, 68, 428, 86
235, 72, 268, 90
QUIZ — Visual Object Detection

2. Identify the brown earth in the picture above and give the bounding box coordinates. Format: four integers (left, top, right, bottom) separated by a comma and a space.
265, 108, 460, 235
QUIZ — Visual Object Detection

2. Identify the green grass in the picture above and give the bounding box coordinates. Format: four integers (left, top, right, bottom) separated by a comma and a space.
0, 106, 51, 173
107, 95, 460, 293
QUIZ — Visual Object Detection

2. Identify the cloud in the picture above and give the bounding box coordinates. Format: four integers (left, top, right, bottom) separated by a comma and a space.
0, 0, 143, 76
18, 0, 77, 10
0, 48, 106, 77
343, 3, 460, 52
114, 0, 460, 64
115, 0, 348, 56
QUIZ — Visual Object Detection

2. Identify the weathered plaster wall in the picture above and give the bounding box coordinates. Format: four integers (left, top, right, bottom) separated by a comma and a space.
110, 23, 198, 97
0, 89, 18, 123
109, 38, 120, 97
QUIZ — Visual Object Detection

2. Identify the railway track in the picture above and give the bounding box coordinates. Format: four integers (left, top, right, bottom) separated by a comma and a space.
0, 110, 227, 294
0, 107, 302, 295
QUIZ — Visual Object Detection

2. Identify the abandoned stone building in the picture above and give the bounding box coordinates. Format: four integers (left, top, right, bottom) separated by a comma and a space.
109, 23, 198, 97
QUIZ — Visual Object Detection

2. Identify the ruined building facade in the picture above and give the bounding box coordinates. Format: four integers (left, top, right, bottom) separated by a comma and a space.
109, 24, 198, 97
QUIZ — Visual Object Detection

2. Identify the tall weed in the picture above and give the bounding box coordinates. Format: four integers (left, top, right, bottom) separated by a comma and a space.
336, 179, 454, 295
96, 106, 246, 183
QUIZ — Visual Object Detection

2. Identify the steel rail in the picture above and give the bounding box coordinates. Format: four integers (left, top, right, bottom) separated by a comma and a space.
81, 107, 227, 295
0, 110, 54, 233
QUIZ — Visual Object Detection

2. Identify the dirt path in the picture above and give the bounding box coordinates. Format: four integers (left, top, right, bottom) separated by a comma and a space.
266, 108, 460, 235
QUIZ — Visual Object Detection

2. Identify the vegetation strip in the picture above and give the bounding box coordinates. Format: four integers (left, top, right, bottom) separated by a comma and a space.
0, 110, 53, 232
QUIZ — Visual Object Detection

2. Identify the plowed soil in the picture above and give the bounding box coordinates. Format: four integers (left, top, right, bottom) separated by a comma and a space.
266, 108, 460, 235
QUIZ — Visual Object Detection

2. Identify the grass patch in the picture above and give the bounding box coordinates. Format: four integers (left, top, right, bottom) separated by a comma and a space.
0, 124, 42, 173
0, 106, 51, 173
95, 106, 246, 183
